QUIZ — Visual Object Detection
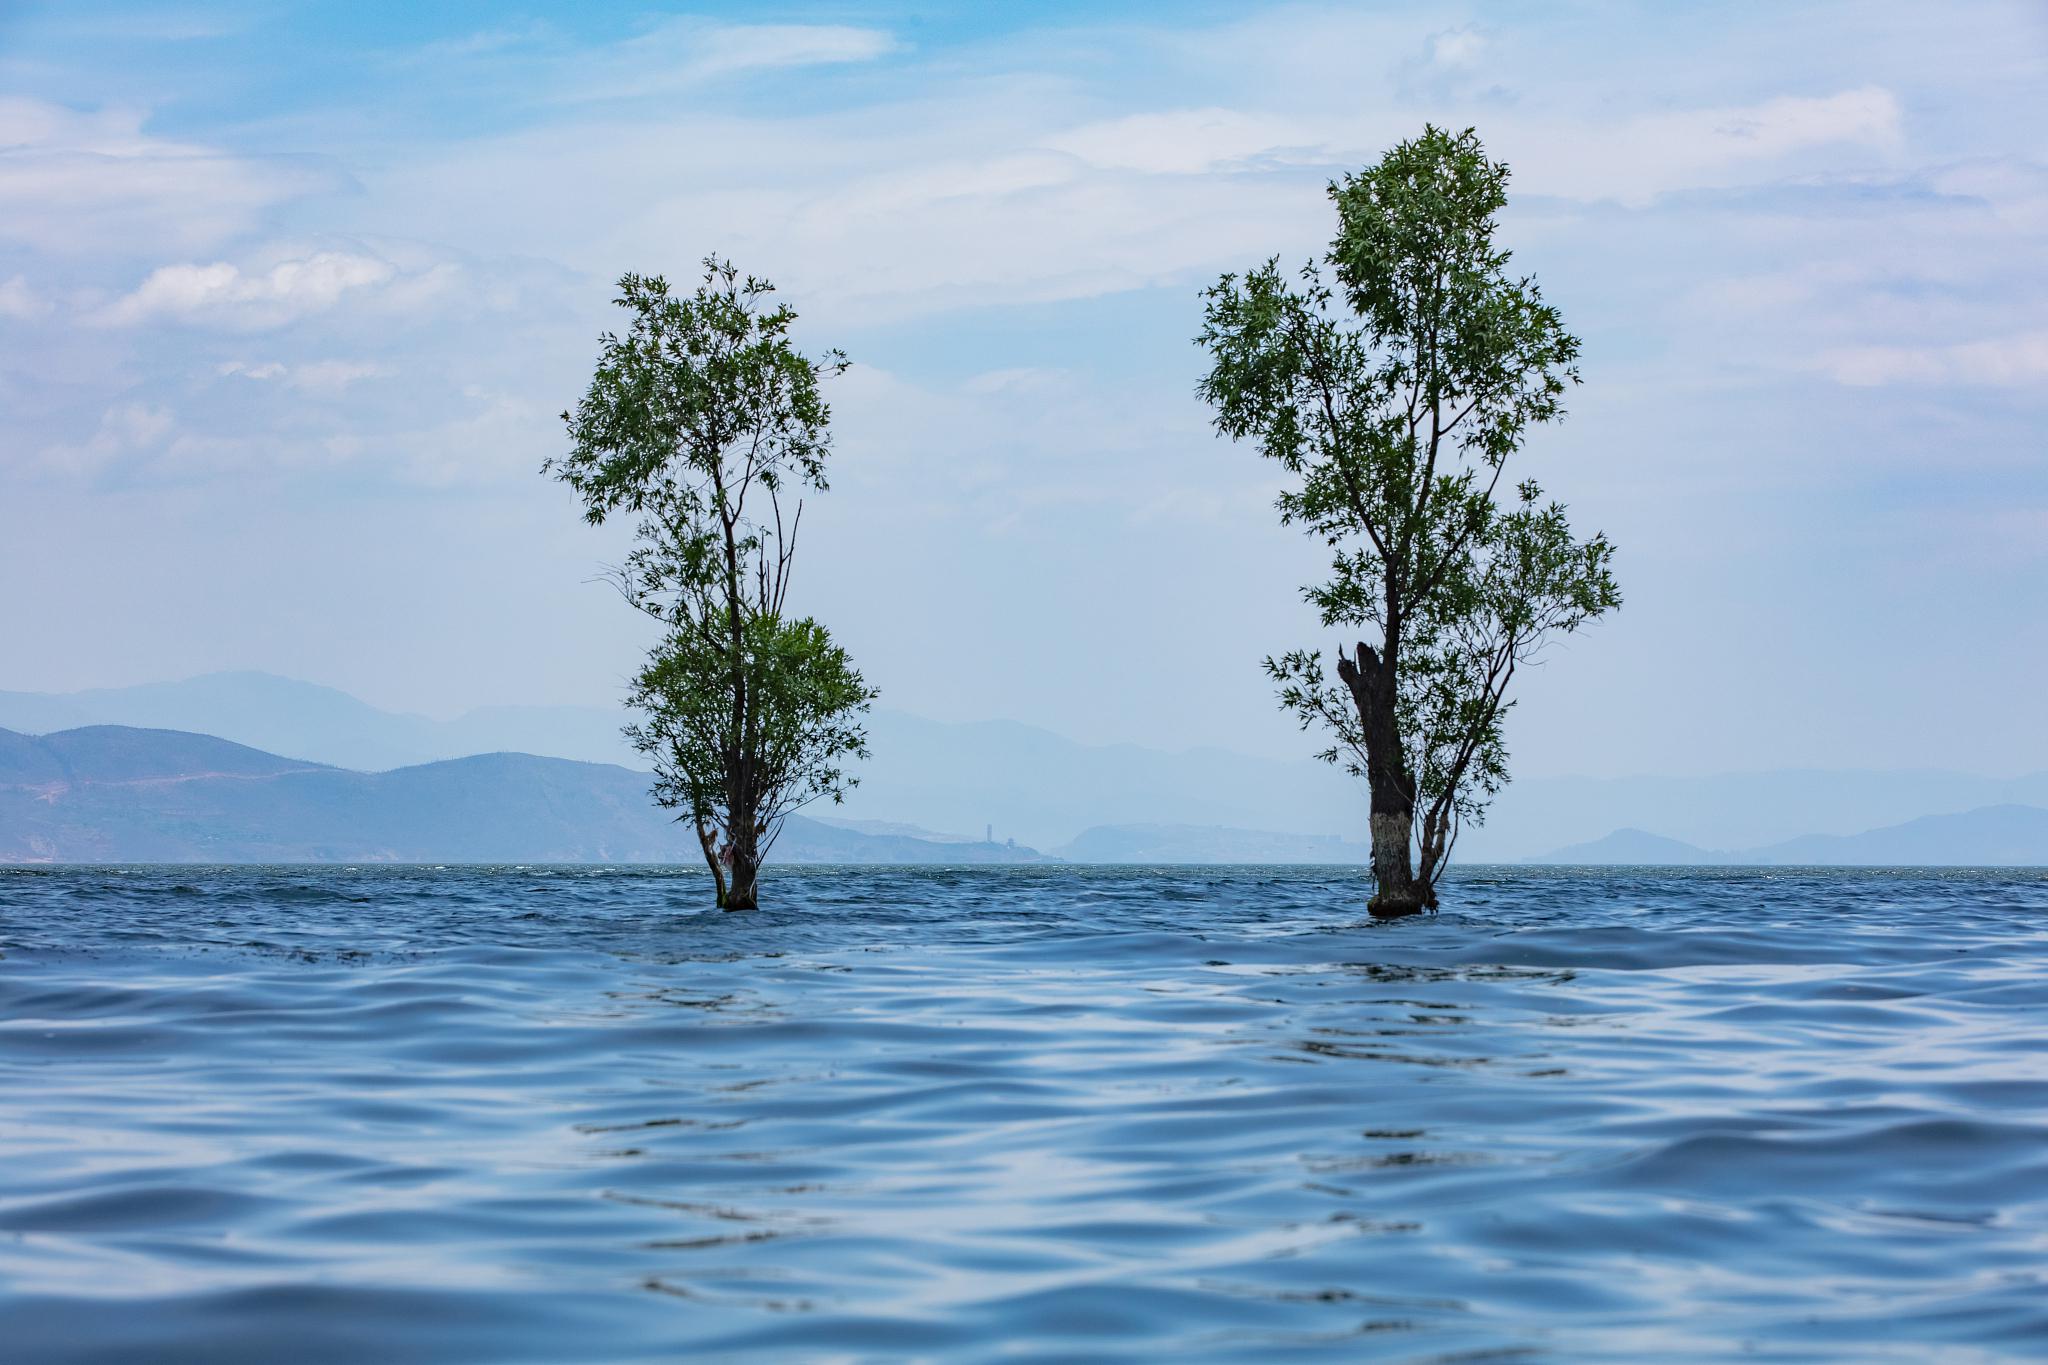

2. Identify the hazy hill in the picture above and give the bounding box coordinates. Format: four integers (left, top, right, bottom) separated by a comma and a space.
1537, 806, 2048, 866
0, 675, 1370, 848
9, 673, 2048, 857
0, 673, 638, 772
8, 723, 2042, 869
812, 816, 984, 843
1482, 769, 2048, 859
0, 726, 1050, 866
0, 724, 329, 786
1534, 828, 1726, 865
1748, 804, 2048, 866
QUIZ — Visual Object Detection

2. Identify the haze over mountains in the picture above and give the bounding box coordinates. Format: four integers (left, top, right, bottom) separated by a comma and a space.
0, 726, 1052, 865
3, 673, 2046, 865
1537, 806, 2048, 867
0, 673, 642, 774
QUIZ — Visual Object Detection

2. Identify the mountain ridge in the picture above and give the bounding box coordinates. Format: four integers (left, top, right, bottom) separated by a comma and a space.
7, 724, 2044, 868
0, 725, 1053, 866
7, 673, 2048, 856
1537, 805, 2048, 867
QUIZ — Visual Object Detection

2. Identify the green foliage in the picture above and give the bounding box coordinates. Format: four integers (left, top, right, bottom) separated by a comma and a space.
625, 611, 872, 852
551, 262, 846, 624
549, 259, 873, 901
1199, 126, 1620, 886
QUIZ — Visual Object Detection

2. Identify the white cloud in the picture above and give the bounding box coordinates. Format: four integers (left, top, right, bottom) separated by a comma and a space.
98, 252, 397, 328
378, 74, 1923, 339
3, 11, 2033, 509
653, 21, 895, 82
1682, 87, 1902, 160
217, 360, 287, 380
291, 360, 392, 393
99, 402, 173, 450
1426, 25, 1486, 69
1502, 87, 1906, 205
827, 361, 1219, 520
217, 358, 390, 392
6, 0, 2045, 773
387, 388, 558, 486
35, 377, 475, 484
743, 157, 1327, 322
0, 97, 332, 256
1819, 331, 2048, 388
0, 274, 50, 320
35, 401, 344, 482
1046, 109, 1333, 175
39, 401, 176, 474
407, 20, 554, 61
555, 20, 897, 101
371, 261, 463, 314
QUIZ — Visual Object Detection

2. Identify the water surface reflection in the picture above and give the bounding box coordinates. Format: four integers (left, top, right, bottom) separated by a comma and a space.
1, 865, 2044, 1361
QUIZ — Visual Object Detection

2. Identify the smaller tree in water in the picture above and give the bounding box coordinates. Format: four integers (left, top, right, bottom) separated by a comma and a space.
1197, 126, 1620, 917
550, 261, 874, 909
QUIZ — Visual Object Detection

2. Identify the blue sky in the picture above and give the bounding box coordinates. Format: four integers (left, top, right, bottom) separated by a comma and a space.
1, 1, 2043, 777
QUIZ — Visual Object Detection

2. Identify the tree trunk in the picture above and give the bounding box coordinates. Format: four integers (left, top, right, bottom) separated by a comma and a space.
694, 817, 730, 909
1336, 642, 1436, 918
723, 806, 762, 911
723, 855, 759, 911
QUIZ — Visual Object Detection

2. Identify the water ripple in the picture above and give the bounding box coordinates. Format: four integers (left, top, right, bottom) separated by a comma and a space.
1, 864, 2045, 1361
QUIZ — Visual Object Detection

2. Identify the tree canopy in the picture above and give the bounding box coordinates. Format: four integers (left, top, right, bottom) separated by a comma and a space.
1198, 126, 1619, 913
550, 260, 873, 908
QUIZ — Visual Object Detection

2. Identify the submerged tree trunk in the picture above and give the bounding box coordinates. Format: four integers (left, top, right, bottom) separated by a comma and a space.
695, 817, 730, 909
1336, 642, 1436, 918
724, 836, 760, 911
717, 715, 761, 910
723, 864, 759, 911
723, 779, 762, 912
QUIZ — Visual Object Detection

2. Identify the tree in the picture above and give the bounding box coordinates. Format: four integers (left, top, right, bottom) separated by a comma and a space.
1197, 126, 1619, 918
549, 260, 875, 909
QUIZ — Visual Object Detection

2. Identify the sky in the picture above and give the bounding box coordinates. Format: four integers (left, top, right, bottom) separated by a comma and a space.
0, 0, 2043, 778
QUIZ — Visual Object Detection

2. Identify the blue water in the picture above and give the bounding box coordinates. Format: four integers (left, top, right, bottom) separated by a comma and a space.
1, 866, 2045, 1363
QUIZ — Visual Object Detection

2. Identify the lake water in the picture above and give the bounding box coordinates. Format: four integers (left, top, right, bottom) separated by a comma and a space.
2, 865, 2045, 1362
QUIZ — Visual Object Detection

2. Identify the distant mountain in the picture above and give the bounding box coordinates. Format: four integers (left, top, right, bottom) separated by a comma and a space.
0, 724, 327, 786
1056, 823, 1374, 864
1477, 768, 2048, 860
1533, 828, 1725, 865
0, 673, 637, 772
0, 675, 1373, 850
9, 673, 2048, 857
0, 726, 1051, 865
811, 816, 983, 843
1749, 804, 2048, 866
9, 723, 2044, 870
1534, 805, 2048, 867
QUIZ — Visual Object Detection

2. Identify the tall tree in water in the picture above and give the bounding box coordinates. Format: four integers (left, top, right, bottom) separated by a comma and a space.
1198, 127, 1619, 917
550, 261, 874, 910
